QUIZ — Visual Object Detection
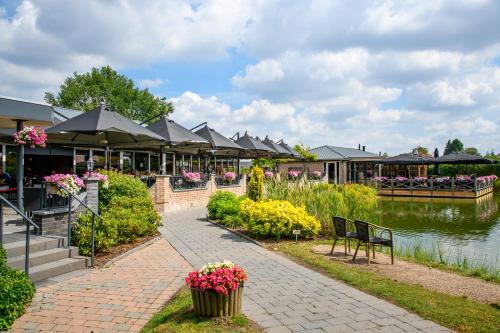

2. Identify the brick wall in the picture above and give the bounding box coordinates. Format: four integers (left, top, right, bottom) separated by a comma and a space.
277, 161, 324, 175
150, 175, 247, 213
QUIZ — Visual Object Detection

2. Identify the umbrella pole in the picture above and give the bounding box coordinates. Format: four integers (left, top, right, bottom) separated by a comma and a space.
16, 120, 24, 212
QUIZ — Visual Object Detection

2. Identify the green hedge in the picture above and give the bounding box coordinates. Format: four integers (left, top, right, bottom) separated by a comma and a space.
0, 246, 35, 330
73, 170, 161, 256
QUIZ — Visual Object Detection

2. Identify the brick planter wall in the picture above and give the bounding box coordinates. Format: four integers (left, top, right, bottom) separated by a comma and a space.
150, 174, 247, 213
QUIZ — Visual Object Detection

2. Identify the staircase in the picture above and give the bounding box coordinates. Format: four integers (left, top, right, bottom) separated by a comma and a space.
4, 233, 89, 283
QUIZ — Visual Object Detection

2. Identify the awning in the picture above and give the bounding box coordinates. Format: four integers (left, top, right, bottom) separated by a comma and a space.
378, 153, 431, 165
0, 97, 54, 128
431, 153, 497, 165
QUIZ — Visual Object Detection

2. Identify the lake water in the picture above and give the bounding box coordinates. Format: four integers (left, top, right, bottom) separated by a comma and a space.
376, 193, 500, 270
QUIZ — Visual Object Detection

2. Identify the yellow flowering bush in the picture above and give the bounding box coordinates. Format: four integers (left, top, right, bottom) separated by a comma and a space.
239, 198, 321, 239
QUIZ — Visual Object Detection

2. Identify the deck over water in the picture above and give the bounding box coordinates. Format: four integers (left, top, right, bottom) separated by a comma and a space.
377, 186, 493, 198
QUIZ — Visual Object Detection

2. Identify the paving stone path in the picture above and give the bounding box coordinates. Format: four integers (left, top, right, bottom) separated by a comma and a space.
10, 238, 191, 333
163, 208, 452, 333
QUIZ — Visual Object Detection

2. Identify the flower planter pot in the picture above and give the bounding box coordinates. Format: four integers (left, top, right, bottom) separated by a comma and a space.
191, 287, 243, 317
46, 183, 59, 195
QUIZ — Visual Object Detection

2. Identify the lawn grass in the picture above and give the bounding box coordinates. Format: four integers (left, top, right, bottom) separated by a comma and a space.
272, 240, 500, 333
141, 288, 263, 333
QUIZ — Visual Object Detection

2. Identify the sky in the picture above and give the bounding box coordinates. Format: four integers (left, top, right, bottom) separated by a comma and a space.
0, 0, 499, 155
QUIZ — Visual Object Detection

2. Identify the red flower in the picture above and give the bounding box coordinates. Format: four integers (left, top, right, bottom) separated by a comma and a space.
185, 264, 247, 295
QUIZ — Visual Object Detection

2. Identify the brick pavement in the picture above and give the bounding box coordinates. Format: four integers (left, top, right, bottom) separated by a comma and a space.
10, 238, 191, 333
162, 208, 452, 333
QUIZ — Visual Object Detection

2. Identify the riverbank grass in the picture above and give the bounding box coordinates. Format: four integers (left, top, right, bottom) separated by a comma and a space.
272, 240, 500, 333
141, 289, 262, 333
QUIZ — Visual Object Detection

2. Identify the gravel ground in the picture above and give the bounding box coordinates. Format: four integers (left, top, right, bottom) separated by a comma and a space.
314, 244, 500, 304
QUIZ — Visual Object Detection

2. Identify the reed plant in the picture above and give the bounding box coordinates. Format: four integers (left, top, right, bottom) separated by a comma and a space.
264, 177, 378, 234
389, 241, 500, 282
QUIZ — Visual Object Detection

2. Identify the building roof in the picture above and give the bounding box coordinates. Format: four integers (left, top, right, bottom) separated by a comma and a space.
378, 153, 430, 165
310, 145, 379, 161
0, 96, 54, 128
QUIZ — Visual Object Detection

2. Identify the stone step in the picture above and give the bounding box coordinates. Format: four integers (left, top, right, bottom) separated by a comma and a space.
28, 257, 89, 283
3, 236, 65, 258
6, 246, 79, 270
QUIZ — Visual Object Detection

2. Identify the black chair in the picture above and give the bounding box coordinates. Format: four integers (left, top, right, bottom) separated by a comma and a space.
353, 220, 394, 266
330, 216, 358, 256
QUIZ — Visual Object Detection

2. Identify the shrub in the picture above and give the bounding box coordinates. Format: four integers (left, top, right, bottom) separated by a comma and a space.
96, 169, 149, 210
248, 166, 264, 201
264, 178, 378, 234
239, 198, 321, 239
207, 191, 242, 220
73, 169, 160, 256
0, 246, 35, 330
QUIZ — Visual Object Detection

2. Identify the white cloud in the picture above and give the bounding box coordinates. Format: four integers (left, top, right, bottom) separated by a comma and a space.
139, 78, 165, 89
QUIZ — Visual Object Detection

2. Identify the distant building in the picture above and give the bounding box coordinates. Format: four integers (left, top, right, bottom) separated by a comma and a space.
278, 145, 381, 184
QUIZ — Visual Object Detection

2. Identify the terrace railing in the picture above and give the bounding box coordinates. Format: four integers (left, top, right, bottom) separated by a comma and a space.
215, 174, 241, 187
373, 176, 495, 195
0, 194, 40, 274
169, 173, 210, 191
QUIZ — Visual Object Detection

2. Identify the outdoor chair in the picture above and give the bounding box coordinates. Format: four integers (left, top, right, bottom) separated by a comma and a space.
353, 220, 394, 266
330, 216, 358, 256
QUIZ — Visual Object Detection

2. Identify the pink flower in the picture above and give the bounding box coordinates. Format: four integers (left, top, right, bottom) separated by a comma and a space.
223, 172, 236, 180
182, 171, 202, 182
264, 171, 274, 178
13, 126, 47, 148
185, 262, 247, 295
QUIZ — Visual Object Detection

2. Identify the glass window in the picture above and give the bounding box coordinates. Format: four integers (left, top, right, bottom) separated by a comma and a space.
135, 152, 148, 172
150, 154, 159, 173
110, 151, 120, 170
122, 152, 133, 173
92, 150, 106, 170
5, 145, 16, 181
75, 149, 90, 175
164, 153, 174, 175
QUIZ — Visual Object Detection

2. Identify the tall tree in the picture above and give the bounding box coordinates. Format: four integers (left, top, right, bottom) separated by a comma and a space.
45, 66, 173, 123
293, 144, 317, 161
444, 138, 464, 155
464, 147, 480, 156
412, 146, 429, 156
433, 148, 439, 158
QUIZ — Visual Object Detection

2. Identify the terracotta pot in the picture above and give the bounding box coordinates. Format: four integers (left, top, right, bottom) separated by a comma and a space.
191, 286, 243, 317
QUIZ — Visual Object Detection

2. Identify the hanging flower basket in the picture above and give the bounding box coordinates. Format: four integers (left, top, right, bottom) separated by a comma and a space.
185, 260, 247, 317
43, 174, 85, 197
13, 126, 47, 148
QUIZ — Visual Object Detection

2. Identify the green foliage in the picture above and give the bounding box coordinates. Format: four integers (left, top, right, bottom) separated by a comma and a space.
276, 240, 500, 333
97, 169, 149, 210
444, 138, 464, 155
73, 169, 160, 256
265, 178, 378, 234
239, 198, 321, 239
464, 147, 480, 156
45, 66, 173, 124
248, 166, 264, 202
293, 144, 317, 161
207, 191, 242, 220
0, 246, 35, 330
412, 146, 429, 157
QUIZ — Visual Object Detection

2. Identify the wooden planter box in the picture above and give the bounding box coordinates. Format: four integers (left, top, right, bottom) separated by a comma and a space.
191, 287, 243, 317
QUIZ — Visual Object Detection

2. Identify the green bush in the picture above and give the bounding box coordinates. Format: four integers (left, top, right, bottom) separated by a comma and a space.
207, 191, 242, 220
220, 214, 243, 229
73, 169, 161, 256
97, 169, 149, 210
0, 246, 35, 330
248, 166, 264, 201
239, 198, 321, 239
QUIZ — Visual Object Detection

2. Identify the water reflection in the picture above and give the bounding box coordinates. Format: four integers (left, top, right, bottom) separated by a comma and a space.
377, 194, 500, 268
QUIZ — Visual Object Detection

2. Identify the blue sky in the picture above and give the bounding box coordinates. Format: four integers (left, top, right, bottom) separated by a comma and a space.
1, 0, 499, 155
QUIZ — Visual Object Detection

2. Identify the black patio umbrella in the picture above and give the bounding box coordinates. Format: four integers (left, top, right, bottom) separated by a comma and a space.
233, 132, 276, 158
262, 136, 294, 158
146, 116, 211, 153
277, 140, 302, 159
431, 152, 496, 165
46, 102, 165, 149
194, 124, 244, 156
377, 153, 431, 165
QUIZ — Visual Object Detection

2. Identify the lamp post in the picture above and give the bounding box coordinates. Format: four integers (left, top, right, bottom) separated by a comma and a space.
87, 158, 94, 173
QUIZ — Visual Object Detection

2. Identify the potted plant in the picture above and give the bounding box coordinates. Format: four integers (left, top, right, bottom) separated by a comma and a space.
223, 172, 236, 184
13, 126, 47, 148
43, 174, 85, 197
185, 260, 247, 317
183, 171, 202, 183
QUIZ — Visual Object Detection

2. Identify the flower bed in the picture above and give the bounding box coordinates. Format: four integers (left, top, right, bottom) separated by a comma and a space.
43, 174, 85, 197
185, 260, 247, 317
83, 170, 109, 188
13, 126, 47, 148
